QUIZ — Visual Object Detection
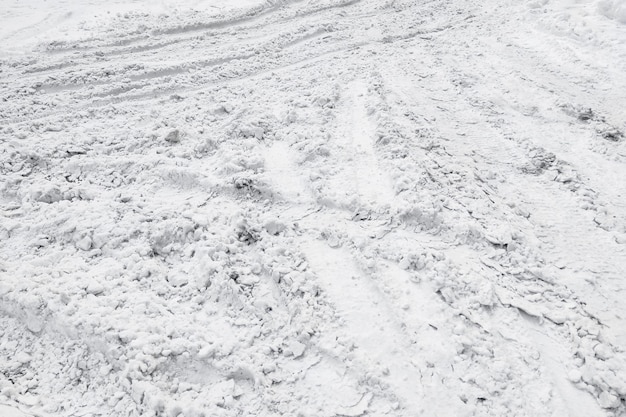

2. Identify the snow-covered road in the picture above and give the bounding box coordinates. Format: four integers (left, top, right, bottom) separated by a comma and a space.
1, 0, 626, 416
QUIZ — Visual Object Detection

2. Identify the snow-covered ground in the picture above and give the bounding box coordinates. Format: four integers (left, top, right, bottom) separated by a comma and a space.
1, 0, 626, 416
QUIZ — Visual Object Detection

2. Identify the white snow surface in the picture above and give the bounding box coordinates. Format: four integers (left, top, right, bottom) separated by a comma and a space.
1, 0, 626, 416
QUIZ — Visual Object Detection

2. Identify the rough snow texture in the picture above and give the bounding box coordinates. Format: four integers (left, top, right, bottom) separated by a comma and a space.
1, 0, 626, 416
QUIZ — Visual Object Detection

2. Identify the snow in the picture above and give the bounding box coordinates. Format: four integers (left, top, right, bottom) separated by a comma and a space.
598, 0, 626, 23
0, 405, 31, 417
1, 0, 626, 416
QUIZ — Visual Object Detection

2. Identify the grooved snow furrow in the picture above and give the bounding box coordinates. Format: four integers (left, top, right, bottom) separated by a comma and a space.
301, 240, 459, 416
336, 80, 394, 207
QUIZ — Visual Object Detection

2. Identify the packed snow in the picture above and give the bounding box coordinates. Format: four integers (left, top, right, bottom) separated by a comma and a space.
1, 0, 626, 416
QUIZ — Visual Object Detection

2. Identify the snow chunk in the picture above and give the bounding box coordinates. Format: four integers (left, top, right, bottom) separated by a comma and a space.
286, 340, 306, 358
240, 124, 264, 139
598, 391, 620, 409
567, 369, 582, 383
75, 235, 93, 251
164, 129, 181, 144
30, 185, 62, 204
86, 282, 105, 295
263, 219, 286, 236
167, 273, 189, 287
